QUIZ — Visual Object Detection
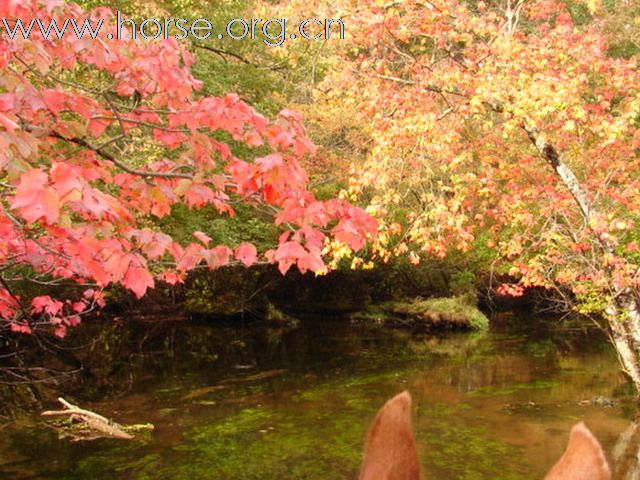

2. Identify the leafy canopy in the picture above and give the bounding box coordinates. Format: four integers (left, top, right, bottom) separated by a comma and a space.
0, 0, 377, 336
317, 0, 639, 309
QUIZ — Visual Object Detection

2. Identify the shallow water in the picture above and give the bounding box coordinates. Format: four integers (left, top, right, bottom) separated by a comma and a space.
0, 314, 635, 479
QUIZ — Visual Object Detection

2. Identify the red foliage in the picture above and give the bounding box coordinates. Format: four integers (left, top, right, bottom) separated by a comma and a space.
0, 0, 377, 335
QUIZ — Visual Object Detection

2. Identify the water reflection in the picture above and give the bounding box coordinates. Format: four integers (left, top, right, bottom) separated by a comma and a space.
0, 314, 637, 479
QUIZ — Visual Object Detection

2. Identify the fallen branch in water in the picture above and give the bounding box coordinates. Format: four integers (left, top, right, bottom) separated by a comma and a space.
42, 397, 133, 440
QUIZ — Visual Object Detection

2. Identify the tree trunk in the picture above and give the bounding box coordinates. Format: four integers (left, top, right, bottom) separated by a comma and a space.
612, 419, 640, 479
523, 121, 640, 395
606, 293, 640, 391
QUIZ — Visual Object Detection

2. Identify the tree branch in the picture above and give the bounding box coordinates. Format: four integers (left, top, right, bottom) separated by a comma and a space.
195, 44, 254, 65
44, 129, 193, 180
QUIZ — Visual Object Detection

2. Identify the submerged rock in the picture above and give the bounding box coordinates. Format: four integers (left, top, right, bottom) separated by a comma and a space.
579, 396, 616, 408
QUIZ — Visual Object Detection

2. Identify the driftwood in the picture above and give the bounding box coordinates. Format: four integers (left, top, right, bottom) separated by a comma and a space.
42, 397, 134, 440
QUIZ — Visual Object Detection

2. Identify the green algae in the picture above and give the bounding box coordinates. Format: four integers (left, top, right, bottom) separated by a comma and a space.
469, 380, 561, 397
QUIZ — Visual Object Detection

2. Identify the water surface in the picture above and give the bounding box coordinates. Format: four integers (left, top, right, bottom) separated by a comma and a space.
0, 314, 633, 479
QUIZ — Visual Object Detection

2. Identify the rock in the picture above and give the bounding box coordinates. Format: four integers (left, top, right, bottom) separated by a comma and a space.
353, 296, 489, 331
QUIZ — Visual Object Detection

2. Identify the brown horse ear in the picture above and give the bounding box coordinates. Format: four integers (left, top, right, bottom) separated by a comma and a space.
544, 422, 611, 480
359, 391, 421, 480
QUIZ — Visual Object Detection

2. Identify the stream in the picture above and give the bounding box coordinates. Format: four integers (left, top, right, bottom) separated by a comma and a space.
0, 313, 635, 479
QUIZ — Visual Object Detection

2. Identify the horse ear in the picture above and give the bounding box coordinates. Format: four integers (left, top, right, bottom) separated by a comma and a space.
544, 422, 611, 480
359, 391, 421, 480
